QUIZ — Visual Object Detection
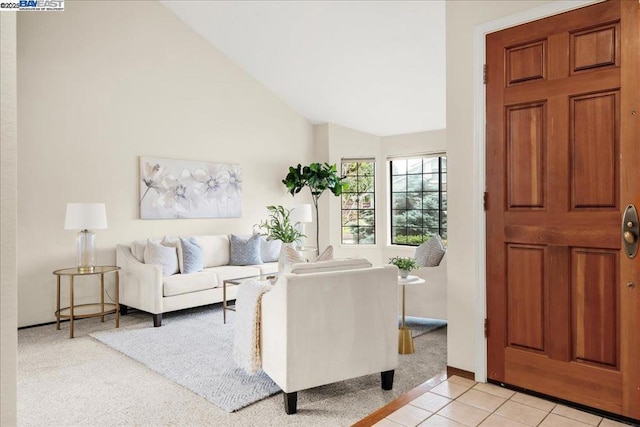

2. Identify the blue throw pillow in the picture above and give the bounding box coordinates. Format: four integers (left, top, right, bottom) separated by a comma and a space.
230, 234, 262, 266
179, 237, 204, 274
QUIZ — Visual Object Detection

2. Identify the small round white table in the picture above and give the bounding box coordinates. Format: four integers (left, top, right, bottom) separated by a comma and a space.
398, 275, 426, 354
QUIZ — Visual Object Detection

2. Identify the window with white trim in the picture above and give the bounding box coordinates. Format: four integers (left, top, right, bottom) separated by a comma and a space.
341, 159, 375, 245
390, 155, 447, 245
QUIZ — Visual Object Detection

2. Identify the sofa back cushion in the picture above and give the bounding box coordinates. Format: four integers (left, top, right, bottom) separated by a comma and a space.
288, 257, 372, 275
192, 235, 230, 268
131, 239, 156, 262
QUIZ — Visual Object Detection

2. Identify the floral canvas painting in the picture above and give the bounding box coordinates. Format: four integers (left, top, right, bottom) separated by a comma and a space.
139, 157, 242, 219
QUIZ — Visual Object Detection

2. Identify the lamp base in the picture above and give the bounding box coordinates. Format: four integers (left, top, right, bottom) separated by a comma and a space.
76, 229, 96, 272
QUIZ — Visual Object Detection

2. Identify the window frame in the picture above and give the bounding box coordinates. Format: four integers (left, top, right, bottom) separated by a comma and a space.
340, 159, 376, 245
389, 154, 447, 246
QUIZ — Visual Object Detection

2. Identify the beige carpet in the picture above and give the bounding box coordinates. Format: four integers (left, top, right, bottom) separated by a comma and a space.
18, 305, 446, 427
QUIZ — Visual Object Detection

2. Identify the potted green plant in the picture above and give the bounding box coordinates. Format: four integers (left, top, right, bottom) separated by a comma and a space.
282, 163, 348, 251
258, 205, 307, 273
257, 205, 305, 244
389, 256, 417, 278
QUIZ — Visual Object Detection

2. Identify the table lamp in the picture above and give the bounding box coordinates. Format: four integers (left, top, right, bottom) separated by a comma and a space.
289, 204, 312, 249
64, 203, 108, 273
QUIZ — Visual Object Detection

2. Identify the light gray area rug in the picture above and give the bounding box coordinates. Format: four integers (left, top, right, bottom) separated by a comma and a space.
91, 306, 279, 412
18, 308, 446, 426
90, 306, 447, 414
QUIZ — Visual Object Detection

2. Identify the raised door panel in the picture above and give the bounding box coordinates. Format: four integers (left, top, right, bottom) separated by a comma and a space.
571, 23, 620, 73
507, 245, 545, 351
507, 103, 546, 209
506, 41, 546, 85
572, 249, 618, 368
571, 91, 619, 209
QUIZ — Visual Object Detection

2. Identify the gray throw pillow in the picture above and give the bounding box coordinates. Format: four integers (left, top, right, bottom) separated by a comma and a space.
179, 237, 204, 274
415, 234, 446, 267
230, 234, 263, 266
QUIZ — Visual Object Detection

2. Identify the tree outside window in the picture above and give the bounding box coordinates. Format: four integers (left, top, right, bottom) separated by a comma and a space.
341, 160, 375, 244
390, 156, 446, 245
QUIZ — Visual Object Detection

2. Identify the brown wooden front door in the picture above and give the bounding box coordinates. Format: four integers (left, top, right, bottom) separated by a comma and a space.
486, 0, 639, 420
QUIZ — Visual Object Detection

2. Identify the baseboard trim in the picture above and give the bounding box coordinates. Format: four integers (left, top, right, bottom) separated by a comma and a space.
352, 370, 447, 427
446, 366, 475, 381
18, 307, 133, 330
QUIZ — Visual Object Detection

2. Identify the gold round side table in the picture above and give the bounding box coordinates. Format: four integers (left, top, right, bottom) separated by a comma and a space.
52, 266, 120, 338
398, 275, 426, 354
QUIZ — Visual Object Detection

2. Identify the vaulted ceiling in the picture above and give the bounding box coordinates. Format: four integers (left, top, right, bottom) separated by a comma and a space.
161, 1, 446, 137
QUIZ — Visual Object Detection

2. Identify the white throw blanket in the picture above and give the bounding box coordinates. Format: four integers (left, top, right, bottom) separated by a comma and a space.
233, 279, 272, 374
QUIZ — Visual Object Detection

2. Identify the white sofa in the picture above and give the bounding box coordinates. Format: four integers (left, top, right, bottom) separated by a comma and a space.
260, 259, 399, 414
399, 253, 447, 320
116, 234, 278, 326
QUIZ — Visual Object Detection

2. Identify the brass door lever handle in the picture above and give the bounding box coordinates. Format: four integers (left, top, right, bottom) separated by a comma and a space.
622, 205, 639, 258
624, 230, 636, 244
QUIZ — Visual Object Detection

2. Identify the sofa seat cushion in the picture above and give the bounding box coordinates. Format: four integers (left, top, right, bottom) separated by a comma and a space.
203, 265, 262, 283
163, 272, 218, 297
255, 262, 278, 275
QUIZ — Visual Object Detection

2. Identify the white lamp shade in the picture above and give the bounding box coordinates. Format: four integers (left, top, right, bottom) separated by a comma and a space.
64, 203, 108, 230
289, 204, 312, 223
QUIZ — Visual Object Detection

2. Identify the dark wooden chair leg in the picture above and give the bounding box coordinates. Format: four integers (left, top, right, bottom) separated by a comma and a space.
284, 392, 297, 414
381, 370, 395, 390
153, 313, 162, 327
119, 304, 128, 315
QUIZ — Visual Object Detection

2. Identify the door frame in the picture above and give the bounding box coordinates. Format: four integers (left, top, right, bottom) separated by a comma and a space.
471, 0, 602, 383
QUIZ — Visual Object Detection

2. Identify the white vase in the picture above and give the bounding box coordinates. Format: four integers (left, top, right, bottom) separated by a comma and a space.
399, 269, 409, 279
278, 242, 296, 273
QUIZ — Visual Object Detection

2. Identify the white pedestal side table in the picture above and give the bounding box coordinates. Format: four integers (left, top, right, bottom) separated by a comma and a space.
398, 275, 426, 354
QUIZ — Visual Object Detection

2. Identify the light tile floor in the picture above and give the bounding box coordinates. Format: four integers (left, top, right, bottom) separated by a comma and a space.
374, 376, 634, 427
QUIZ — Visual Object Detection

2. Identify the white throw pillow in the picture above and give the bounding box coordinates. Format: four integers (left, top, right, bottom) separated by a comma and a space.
162, 236, 204, 274
282, 245, 334, 273
316, 245, 333, 261
143, 240, 179, 276
260, 237, 282, 263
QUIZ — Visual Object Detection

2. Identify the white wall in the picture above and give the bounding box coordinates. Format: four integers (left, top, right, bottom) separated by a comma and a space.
17, 1, 314, 327
445, 0, 553, 373
323, 123, 383, 264
1, 11, 18, 427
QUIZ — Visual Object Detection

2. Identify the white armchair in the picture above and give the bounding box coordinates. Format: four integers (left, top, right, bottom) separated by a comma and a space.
260, 261, 399, 414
